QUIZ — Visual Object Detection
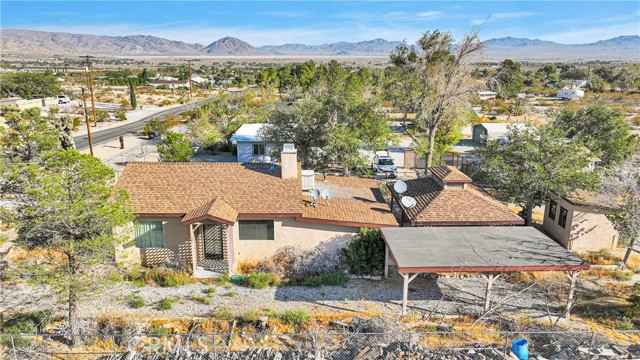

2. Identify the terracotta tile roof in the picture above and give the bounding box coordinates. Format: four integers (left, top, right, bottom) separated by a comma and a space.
430, 166, 472, 183
388, 175, 524, 226
181, 197, 238, 225
116, 162, 301, 216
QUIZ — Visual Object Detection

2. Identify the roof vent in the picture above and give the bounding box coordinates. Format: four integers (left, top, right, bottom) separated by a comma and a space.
301, 170, 315, 190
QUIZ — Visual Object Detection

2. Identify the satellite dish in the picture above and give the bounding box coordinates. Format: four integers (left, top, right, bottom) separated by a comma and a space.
321, 188, 332, 206
393, 181, 407, 194
321, 188, 332, 200
311, 189, 321, 200
401, 196, 417, 209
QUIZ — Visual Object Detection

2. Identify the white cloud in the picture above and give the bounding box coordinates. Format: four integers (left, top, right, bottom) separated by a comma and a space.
417, 11, 442, 18
471, 19, 487, 25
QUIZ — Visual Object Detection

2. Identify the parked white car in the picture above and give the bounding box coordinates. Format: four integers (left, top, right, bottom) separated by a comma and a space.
371, 150, 397, 178
57, 95, 71, 104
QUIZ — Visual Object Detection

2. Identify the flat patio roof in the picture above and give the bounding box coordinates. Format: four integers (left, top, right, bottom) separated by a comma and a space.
381, 226, 589, 273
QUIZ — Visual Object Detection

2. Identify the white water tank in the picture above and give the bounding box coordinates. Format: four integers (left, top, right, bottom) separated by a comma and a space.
301, 170, 315, 190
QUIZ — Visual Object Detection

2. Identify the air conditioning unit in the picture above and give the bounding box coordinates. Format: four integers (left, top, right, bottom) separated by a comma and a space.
301, 170, 315, 190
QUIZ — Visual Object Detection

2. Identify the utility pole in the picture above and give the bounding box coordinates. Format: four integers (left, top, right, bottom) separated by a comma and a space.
187, 60, 193, 99
81, 55, 98, 126
81, 88, 94, 156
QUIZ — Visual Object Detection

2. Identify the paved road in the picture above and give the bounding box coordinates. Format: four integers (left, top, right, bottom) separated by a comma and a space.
74, 97, 215, 150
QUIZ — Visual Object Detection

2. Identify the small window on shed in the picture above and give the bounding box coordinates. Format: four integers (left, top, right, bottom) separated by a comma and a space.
253, 143, 265, 156
548, 200, 557, 220
558, 207, 568, 228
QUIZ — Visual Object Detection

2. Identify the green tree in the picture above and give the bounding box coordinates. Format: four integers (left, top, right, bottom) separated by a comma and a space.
474, 124, 599, 225
188, 119, 223, 152
411, 119, 463, 166
0, 150, 133, 346
158, 132, 194, 162
0, 107, 60, 162
386, 29, 484, 168
0, 72, 61, 99
492, 59, 524, 99
555, 104, 637, 167
129, 81, 137, 110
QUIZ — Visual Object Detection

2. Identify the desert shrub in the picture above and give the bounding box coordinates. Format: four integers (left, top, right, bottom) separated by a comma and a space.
241, 309, 257, 323
633, 116, 640, 126
156, 298, 173, 310
117, 112, 127, 121
579, 249, 617, 265
148, 325, 170, 336
239, 273, 280, 289
214, 307, 235, 320
128, 295, 145, 309
345, 228, 384, 275
270, 309, 309, 326
625, 283, 640, 318
217, 273, 231, 284
203, 287, 216, 295
146, 268, 192, 287
96, 110, 110, 122
190, 294, 212, 305
257, 243, 345, 277
614, 271, 634, 281
71, 116, 81, 131
288, 268, 348, 287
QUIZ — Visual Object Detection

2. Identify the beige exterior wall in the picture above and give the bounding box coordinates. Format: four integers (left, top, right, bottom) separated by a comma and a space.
135, 217, 193, 268
543, 195, 618, 252
231, 217, 357, 267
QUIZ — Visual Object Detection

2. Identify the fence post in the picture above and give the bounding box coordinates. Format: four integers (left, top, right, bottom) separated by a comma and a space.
112, 334, 117, 355
503, 332, 510, 359
313, 332, 319, 360
10, 335, 18, 360
213, 334, 217, 360
588, 331, 596, 356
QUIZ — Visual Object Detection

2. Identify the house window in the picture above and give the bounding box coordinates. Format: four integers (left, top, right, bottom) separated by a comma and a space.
548, 200, 557, 220
239, 220, 274, 240
253, 143, 265, 156
558, 207, 568, 228
134, 221, 164, 248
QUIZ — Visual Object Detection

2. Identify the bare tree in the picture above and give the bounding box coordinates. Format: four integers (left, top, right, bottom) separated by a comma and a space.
600, 153, 640, 265
387, 29, 485, 168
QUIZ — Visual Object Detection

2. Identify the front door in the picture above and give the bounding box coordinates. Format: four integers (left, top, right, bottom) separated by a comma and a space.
202, 225, 224, 260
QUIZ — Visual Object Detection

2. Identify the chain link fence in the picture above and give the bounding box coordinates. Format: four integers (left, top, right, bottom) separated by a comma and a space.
1, 330, 639, 359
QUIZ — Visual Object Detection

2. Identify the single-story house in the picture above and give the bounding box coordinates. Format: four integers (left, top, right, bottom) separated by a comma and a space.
543, 191, 620, 252
557, 88, 585, 100
190, 76, 208, 84
388, 166, 524, 226
148, 80, 190, 89
472, 122, 527, 144
476, 91, 497, 101
114, 146, 398, 276
229, 123, 275, 163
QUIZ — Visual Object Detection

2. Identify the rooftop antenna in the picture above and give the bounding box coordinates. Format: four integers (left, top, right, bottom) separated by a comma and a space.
321, 188, 332, 206
310, 189, 321, 207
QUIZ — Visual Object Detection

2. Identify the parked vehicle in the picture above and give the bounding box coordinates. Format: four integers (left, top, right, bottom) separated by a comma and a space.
57, 95, 71, 104
371, 150, 397, 178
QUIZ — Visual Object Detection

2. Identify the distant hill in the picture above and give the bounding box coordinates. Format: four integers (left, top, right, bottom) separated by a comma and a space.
201, 36, 271, 55
1, 28, 638, 61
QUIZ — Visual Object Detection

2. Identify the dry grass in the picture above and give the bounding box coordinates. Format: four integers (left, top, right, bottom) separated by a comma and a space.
576, 250, 618, 265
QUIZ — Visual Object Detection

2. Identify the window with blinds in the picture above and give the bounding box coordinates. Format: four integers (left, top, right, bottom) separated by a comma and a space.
239, 220, 274, 240
134, 221, 165, 248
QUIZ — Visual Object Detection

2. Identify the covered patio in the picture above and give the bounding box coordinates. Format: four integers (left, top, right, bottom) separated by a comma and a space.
381, 227, 590, 319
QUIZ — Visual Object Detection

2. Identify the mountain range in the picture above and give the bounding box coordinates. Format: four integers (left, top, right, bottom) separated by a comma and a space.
1, 29, 638, 61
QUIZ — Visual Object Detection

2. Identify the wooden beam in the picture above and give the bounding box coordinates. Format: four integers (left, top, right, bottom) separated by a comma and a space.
402, 272, 409, 316
384, 243, 389, 279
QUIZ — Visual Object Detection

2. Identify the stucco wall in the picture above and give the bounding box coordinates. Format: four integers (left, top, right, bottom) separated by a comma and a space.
135, 217, 193, 267
236, 142, 274, 163
543, 196, 618, 251
231, 217, 357, 262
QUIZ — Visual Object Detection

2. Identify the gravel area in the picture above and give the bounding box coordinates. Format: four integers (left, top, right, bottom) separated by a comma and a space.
0, 272, 569, 322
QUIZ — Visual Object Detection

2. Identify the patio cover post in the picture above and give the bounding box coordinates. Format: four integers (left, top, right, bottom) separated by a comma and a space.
483, 273, 501, 312
564, 271, 579, 320
189, 223, 202, 274
384, 243, 389, 279
401, 272, 419, 316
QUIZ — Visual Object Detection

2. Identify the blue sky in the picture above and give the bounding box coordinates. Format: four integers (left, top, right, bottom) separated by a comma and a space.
2, 1, 639, 46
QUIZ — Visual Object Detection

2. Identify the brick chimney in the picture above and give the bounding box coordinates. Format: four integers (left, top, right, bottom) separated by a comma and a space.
280, 143, 298, 179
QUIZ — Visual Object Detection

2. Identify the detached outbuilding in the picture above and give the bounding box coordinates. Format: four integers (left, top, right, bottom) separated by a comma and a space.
229, 123, 275, 163
543, 191, 620, 252
557, 88, 585, 100
472, 123, 527, 144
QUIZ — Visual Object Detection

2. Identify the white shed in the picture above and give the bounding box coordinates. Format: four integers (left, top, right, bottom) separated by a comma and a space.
557, 88, 584, 100
472, 123, 528, 143
229, 123, 275, 163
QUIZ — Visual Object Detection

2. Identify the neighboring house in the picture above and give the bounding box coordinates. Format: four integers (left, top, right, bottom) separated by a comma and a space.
148, 80, 190, 89
388, 166, 524, 226
477, 91, 497, 101
114, 146, 398, 276
229, 123, 275, 163
191, 76, 208, 84
0, 97, 57, 110
472, 123, 527, 144
572, 80, 588, 89
557, 88, 585, 100
543, 191, 620, 252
